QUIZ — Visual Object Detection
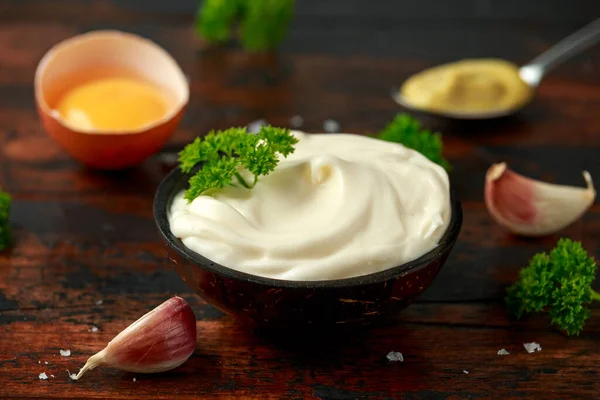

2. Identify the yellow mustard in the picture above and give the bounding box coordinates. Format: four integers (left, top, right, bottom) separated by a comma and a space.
400, 59, 533, 114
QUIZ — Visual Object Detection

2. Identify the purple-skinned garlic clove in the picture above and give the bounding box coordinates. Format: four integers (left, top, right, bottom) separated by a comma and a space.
73, 296, 197, 380
484, 162, 596, 237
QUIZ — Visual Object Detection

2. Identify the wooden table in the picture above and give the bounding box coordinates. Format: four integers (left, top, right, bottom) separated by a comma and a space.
1, 1, 599, 399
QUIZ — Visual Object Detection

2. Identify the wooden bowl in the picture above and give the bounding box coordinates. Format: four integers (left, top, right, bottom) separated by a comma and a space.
154, 167, 463, 327
34, 30, 189, 170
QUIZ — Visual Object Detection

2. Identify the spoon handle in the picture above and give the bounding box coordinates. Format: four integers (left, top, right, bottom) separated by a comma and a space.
520, 18, 600, 86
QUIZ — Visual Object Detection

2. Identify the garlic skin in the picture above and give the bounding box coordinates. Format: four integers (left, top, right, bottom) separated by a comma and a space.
485, 162, 596, 237
74, 296, 196, 380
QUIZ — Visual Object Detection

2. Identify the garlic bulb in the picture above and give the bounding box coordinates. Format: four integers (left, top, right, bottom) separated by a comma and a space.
73, 296, 197, 380
484, 162, 596, 237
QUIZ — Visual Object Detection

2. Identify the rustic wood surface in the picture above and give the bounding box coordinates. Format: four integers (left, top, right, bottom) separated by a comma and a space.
1, 0, 600, 399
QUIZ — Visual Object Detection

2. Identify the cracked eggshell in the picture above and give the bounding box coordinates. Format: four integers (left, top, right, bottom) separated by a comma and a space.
34, 30, 189, 170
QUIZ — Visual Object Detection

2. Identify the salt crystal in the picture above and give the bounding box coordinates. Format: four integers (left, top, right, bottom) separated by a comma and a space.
323, 119, 340, 133
50, 375, 55, 378
386, 351, 404, 362
523, 342, 542, 353
247, 119, 268, 134
38, 361, 41, 364
497, 348, 510, 356
96, 299, 103, 306
133, 377, 137, 382
463, 370, 469, 374
290, 115, 304, 128
45, 361, 48, 365
90, 326, 99, 332
159, 153, 179, 165
39, 372, 48, 380
60, 349, 71, 357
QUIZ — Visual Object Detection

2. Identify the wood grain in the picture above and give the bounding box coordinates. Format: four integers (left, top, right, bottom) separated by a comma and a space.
1, 0, 600, 398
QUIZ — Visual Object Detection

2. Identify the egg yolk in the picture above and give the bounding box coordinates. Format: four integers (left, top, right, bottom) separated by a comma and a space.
55, 77, 170, 132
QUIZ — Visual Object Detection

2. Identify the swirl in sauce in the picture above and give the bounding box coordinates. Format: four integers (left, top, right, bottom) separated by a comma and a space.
169, 131, 451, 281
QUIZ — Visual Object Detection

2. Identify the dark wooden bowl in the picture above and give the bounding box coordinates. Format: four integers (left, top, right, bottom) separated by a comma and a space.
154, 167, 463, 327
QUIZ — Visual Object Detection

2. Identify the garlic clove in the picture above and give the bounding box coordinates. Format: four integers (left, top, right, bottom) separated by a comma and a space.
73, 296, 196, 380
484, 162, 596, 237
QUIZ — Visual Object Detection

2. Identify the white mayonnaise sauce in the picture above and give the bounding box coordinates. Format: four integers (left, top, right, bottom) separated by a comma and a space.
169, 131, 451, 281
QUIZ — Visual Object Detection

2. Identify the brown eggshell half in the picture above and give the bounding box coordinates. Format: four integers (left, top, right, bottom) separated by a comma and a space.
34, 30, 189, 170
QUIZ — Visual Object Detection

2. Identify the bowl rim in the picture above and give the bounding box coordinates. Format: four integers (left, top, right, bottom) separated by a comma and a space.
34, 29, 190, 136
154, 166, 463, 289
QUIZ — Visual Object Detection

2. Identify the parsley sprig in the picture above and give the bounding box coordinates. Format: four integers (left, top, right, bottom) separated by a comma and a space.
376, 113, 451, 171
0, 186, 11, 251
506, 238, 599, 336
196, 0, 295, 51
179, 126, 298, 201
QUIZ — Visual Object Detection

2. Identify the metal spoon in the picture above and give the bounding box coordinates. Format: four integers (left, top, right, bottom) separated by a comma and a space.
392, 18, 600, 119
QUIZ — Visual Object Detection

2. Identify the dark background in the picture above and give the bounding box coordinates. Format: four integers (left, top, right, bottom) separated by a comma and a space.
3, 0, 600, 59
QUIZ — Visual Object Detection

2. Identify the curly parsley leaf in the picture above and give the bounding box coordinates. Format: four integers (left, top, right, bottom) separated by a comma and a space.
195, 0, 241, 43
239, 0, 295, 51
505, 253, 553, 319
259, 125, 297, 157
506, 238, 599, 336
0, 187, 11, 251
178, 126, 298, 200
195, 0, 294, 51
184, 157, 239, 201
376, 113, 451, 171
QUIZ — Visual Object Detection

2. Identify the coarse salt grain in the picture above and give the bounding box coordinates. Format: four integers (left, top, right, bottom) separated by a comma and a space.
386, 351, 404, 362
60, 349, 71, 357
133, 377, 137, 382
290, 115, 304, 128
96, 300, 103, 306
523, 342, 542, 353
50, 375, 55, 378
323, 119, 340, 133
463, 370, 469, 374
497, 348, 510, 356
159, 153, 179, 165
45, 361, 48, 365
89, 326, 99, 333
39, 372, 48, 380
247, 119, 268, 134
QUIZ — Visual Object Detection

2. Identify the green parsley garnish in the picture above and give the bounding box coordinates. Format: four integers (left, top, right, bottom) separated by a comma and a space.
376, 113, 451, 171
195, 0, 239, 44
0, 186, 11, 251
238, 0, 295, 51
506, 238, 599, 336
195, 0, 295, 51
178, 126, 298, 201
